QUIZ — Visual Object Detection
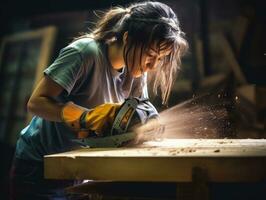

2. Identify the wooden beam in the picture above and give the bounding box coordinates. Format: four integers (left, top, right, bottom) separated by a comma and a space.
44, 139, 266, 182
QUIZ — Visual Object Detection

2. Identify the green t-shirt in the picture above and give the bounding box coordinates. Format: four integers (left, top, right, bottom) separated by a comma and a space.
15, 38, 148, 162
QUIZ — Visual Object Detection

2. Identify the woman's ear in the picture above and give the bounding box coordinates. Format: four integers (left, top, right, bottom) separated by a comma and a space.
123, 31, 128, 45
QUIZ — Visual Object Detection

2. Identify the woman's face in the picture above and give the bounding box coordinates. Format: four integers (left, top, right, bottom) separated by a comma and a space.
129, 42, 173, 77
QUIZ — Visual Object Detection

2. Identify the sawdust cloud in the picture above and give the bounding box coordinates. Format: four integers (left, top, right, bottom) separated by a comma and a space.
134, 95, 231, 140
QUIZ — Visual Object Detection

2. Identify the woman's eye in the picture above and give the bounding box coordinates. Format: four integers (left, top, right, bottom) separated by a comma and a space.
147, 53, 154, 58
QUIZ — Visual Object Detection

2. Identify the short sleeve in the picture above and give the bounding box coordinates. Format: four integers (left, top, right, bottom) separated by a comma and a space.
44, 47, 83, 94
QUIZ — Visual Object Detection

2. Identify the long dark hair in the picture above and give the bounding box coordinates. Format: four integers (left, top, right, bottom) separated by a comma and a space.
79, 1, 188, 104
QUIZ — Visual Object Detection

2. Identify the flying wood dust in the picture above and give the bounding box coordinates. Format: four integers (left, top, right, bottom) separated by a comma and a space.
133, 96, 230, 141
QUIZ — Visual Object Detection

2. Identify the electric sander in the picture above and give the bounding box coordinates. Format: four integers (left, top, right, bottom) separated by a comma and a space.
72, 98, 164, 147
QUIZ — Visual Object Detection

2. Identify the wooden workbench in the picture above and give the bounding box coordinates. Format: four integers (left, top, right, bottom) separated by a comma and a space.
44, 139, 266, 182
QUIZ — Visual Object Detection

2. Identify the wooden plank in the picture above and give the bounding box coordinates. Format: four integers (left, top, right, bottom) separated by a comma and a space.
44, 139, 266, 182
218, 33, 247, 84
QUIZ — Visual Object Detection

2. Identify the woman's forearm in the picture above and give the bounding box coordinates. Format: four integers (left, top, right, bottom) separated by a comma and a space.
27, 96, 64, 122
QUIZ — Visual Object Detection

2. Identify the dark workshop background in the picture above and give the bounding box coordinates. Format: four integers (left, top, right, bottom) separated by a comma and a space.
0, 0, 265, 199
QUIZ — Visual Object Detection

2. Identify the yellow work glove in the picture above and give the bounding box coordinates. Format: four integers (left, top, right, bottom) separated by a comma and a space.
61, 102, 121, 136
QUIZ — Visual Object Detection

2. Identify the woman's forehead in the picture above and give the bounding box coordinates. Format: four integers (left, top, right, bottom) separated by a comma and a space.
148, 41, 173, 55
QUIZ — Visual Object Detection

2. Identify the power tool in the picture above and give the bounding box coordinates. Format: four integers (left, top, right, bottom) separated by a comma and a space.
72, 98, 164, 147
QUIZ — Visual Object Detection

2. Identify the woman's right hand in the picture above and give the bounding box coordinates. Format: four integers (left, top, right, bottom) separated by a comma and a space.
62, 102, 121, 136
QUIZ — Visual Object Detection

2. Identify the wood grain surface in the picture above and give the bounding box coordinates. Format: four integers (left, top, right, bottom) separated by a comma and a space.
44, 139, 266, 182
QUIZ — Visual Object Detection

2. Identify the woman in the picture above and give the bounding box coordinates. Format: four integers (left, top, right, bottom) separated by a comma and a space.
10, 1, 188, 199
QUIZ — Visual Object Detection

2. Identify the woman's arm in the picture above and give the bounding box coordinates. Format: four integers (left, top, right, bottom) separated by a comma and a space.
27, 76, 65, 122
27, 75, 121, 137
